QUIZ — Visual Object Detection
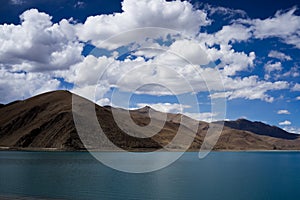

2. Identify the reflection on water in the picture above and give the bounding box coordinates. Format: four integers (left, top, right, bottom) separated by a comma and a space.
1, 151, 300, 200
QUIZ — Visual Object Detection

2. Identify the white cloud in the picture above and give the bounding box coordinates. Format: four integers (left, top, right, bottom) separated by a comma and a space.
211, 76, 289, 102
264, 61, 282, 74
292, 83, 300, 91
183, 112, 218, 122
283, 127, 300, 134
279, 120, 292, 126
64, 55, 114, 86
221, 48, 255, 76
277, 110, 290, 114
264, 61, 282, 79
71, 83, 111, 103
296, 96, 300, 100
0, 4, 295, 106
242, 7, 300, 48
264, 61, 283, 80
137, 103, 190, 113
96, 98, 111, 106
66, 54, 201, 100
213, 24, 252, 44
159, 39, 211, 66
204, 4, 247, 18
67, 53, 207, 97
268, 50, 292, 61
252, 7, 299, 38
197, 26, 255, 77
66, 49, 288, 103
0, 9, 83, 72
283, 66, 300, 78
75, 0, 211, 49
0, 68, 60, 103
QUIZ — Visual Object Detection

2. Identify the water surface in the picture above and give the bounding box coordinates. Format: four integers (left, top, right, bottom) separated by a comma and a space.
1, 151, 300, 200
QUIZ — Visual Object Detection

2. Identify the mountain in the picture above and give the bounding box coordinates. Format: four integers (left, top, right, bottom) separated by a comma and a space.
221, 119, 297, 140
0, 90, 299, 151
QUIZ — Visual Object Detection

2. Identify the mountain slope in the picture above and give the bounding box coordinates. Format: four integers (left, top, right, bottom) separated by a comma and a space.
0, 91, 82, 150
0, 90, 300, 151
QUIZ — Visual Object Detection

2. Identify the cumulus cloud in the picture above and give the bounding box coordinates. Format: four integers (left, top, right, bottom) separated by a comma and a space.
67, 50, 288, 103
279, 120, 292, 126
0, 9, 85, 104
159, 39, 211, 66
210, 76, 289, 102
68, 55, 203, 98
264, 61, 282, 79
264, 62, 282, 73
75, 0, 210, 48
55, 0, 289, 104
203, 6, 300, 49
296, 96, 300, 100
219, 46, 255, 76
64, 55, 114, 86
197, 24, 255, 77
0, 9, 83, 72
0, 1, 296, 106
213, 24, 252, 44
277, 110, 290, 114
268, 50, 292, 61
0, 68, 60, 103
62, 30, 289, 104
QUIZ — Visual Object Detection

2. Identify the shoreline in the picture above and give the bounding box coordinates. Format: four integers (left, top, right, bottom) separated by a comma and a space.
2, 146, 300, 153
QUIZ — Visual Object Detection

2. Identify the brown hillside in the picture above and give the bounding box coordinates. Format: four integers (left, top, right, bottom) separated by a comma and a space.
0, 90, 300, 151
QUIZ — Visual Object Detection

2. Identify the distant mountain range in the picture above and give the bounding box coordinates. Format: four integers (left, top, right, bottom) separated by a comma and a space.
0, 90, 300, 151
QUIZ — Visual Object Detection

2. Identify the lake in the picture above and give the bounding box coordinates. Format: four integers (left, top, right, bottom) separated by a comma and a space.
1, 151, 300, 200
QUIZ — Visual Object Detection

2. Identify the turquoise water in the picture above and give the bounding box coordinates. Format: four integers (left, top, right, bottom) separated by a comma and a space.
1, 151, 300, 200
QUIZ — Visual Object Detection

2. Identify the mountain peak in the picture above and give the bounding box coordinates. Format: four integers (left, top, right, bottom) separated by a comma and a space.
134, 105, 152, 113
236, 118, 250, 122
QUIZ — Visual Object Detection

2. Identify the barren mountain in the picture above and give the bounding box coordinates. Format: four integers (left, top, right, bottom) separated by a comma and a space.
0, 90, 299, 151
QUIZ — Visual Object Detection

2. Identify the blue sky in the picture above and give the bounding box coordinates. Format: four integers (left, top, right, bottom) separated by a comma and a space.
0, 0, 300, 133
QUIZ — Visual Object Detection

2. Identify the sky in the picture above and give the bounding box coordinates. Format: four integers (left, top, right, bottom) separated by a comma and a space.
0, 0, 300, 133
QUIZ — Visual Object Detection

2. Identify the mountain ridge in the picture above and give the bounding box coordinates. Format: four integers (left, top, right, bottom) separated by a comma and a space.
214, 118, 297, 140
0, 90, 299, 151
